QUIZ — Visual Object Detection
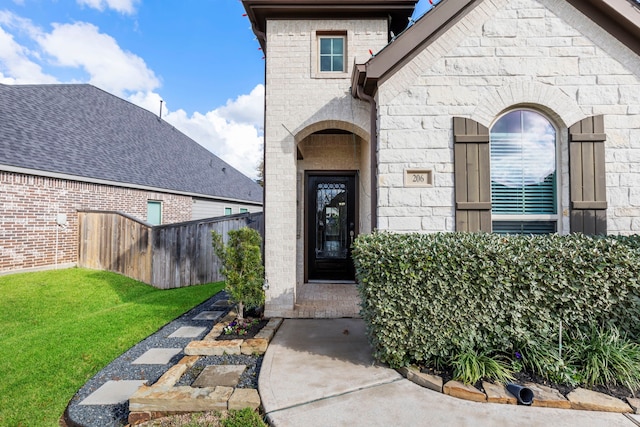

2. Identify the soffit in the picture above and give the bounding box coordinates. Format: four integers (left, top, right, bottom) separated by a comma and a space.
242, 0, 417, 51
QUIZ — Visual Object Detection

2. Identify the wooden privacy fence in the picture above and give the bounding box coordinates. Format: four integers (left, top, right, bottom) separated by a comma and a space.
78, 210, 264, 289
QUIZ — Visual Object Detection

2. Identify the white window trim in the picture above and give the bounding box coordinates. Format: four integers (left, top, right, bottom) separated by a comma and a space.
311, 30, 349, 79
489, 108, 564, 234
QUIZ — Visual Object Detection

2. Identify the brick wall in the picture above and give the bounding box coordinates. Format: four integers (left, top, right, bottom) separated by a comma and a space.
0, 171, 192, 273
378, 0, 640, 234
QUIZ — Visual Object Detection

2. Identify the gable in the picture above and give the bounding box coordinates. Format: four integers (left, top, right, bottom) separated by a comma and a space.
374, 0, 640, 111
353, 0, 640, 98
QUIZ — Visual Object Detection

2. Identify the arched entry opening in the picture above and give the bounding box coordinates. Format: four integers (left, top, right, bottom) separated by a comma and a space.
294, 121, 370, 286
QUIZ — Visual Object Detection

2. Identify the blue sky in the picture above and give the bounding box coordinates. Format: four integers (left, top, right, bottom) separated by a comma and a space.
3, 0, 264, 111
0, 0, 265, 178
0, 0, 435, 179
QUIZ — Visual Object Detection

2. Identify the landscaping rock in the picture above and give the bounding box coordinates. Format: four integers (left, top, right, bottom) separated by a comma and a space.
129, 385, 233, 412
627, 397, 640, 414
254, 318, 283, 341
152, 356, 199, 389
443, 380, 487, 402
410, 371, 443, 393
241, 338, 269, 355
524, 383, 571, 409
483, 382, 517, 405
204, 323, 226, 340
397, 366, 443, 393
128, 411, 180, 425
192, 365, 246, 388
254, 327, 276, 341
567, 387, 633, 413
228, 388, 261, 411
184, 339, 242, 356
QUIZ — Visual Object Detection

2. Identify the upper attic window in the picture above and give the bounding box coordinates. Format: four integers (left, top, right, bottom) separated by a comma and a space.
319, 36, 345, 72
313, 31, 348, 78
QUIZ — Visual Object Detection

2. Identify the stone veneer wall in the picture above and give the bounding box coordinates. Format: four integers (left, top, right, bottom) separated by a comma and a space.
263, 18, 388, 316
0, 171, 192, 273
377, 0, 640, 235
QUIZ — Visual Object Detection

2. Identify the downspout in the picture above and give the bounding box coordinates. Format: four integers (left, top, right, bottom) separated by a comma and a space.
356, 84, 378, 232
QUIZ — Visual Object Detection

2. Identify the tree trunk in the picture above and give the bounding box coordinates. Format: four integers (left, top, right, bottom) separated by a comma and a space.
237, 302, 244, 320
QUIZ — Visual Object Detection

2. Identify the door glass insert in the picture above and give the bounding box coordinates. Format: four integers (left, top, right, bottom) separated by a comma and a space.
315, 182, 348, 259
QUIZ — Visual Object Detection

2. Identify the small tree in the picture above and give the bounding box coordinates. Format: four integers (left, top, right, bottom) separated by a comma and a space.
212, 227, 264, 319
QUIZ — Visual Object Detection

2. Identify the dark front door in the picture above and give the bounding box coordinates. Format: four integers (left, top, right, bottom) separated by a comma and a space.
307, 174, 357, 281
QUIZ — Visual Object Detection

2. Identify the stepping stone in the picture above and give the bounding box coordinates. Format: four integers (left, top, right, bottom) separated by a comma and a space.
80, 380, 146, 405
132, 348, 182, 365
212, 299, 232, 307
193, 311, 225, 321
192, 365, 246, 388
168, 326, 207, 338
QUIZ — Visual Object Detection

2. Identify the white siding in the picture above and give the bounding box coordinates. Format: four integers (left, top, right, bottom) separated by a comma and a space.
191, 198, 262, 220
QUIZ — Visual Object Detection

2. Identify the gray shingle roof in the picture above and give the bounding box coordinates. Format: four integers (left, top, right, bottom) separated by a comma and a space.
0, 83, 263, 204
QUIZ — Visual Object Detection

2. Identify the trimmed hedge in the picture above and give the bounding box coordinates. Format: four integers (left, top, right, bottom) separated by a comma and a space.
352, 232, 640, 368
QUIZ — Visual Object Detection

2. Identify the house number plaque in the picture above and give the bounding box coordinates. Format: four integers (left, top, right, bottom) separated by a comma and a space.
404, 169, 433, 187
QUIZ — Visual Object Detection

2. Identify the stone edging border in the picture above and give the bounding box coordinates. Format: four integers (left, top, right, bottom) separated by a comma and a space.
397, 365, 640, 415
127, 312, 283, 425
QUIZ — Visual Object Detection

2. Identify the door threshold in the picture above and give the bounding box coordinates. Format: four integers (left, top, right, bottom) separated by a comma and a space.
306, 280, 356, 284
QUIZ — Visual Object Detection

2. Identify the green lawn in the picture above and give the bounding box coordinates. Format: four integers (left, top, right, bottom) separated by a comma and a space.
0, 268, 224, 426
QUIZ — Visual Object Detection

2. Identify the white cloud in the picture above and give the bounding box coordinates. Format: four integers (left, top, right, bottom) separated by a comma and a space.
0, 23, 57, 84
0, 10, 264, 180
77, 0, 139, 15
128, 86, 265, 180
491, 111, 556, 187
217, 84, 264, 128
37, 22, 159, 96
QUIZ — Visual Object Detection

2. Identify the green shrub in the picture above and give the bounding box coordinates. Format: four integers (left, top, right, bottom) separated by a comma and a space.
451, 349, 514, 385
568, 324, 640, 391
222, 408, 266, 427
520, 338, 581, 387
212, 227, 265, 319
352, 232, 640, 368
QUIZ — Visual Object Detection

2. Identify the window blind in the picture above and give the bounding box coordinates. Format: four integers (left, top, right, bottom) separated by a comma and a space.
490, 111, 557, 216
492, 220, 557, 235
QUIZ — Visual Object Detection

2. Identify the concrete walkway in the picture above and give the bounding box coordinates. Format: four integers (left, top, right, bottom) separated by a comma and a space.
259, 319, 640, 427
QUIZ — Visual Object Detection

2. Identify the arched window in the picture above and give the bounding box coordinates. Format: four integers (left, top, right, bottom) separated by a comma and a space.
490, 110, 558, 234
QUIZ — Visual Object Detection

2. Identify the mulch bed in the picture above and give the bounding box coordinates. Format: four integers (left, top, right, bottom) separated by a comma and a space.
418, 363, 637, 401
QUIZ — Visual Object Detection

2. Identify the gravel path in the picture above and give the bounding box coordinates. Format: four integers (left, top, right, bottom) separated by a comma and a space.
63, 291, 261, 427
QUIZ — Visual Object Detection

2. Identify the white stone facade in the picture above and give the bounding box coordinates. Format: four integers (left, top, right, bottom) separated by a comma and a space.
378, 0, 640, 235
261, 0, 640, 317
263, 19, 387, 316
